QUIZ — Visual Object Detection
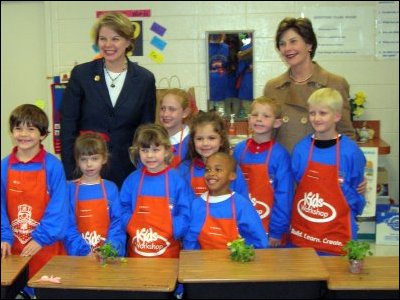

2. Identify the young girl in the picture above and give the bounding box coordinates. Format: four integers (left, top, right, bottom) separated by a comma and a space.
233, 96, 293, 247
64, 132, 125, 256
178, 111, 249, 198
159, 88, 191, 168
120, 124, 193, 258
183, 152, 267, 250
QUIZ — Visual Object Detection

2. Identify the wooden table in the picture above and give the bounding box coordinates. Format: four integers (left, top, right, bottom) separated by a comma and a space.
1, 255, 31, 299
28, 255, 178, 299
321, 256, 399, 299
179, 248, 329, 299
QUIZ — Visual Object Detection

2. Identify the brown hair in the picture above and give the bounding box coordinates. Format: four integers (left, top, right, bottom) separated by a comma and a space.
91, 12, 135, 53
275, 17, 317, 59
251, 96, 283, 118
9, 104, 49, 136
187, 111, 230, 160
129, 123, 172, 167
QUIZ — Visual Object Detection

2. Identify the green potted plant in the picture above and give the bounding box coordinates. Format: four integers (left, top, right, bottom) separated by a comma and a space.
94, 242, 119, 265
342, 240, 373, 273
227, 236, 255, 263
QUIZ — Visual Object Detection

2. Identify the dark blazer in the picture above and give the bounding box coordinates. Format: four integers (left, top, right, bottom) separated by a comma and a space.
60, 58, 156, 188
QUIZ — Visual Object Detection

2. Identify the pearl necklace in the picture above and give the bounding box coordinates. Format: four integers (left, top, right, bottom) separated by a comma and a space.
104, 63, 127, 88
289, 70, 313, 83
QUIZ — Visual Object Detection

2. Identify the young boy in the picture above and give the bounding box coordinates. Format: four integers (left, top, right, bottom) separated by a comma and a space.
290, 88, 366, 255
1, 104, 68, 279
233, 96, 293, 247
183, 152, 268, 250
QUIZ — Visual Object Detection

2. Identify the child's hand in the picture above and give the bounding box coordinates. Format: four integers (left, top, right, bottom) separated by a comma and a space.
1, 242, 12, 259
357, 177, 367, 195
268, 237, 281, 248
21, 240, 42, 257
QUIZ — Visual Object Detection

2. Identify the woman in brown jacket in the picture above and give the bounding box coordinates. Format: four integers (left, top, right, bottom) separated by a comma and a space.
264, 17, 355, 153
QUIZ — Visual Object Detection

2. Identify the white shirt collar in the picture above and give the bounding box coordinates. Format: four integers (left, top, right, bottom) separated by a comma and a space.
200, 191, 235, 203
170, 125, 190, 145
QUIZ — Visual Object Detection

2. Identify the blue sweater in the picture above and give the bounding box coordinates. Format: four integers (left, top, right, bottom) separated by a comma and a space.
63, 179, 126, 256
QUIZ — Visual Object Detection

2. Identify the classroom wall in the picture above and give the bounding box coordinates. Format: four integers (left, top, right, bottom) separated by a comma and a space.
1, 1, 398, 202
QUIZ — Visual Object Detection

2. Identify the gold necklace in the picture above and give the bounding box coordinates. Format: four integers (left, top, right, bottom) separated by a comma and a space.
289, 70, 313, 83
104, 61, 127, 88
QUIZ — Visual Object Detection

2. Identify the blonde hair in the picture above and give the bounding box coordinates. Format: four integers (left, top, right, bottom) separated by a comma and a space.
91, 12, 134, 53
129, 124, 172, 167
307, 88, 343, 113
251, 96, 282, 118
161, 88, 192, 121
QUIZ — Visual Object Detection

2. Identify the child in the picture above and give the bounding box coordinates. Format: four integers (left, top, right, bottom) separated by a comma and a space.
63, 132, 125, 256
120, 124, 193, 258
290, 88, 366, 255
159, 88, 191, 168
1, 104, 67, 279
183, 152, 268, 249
233, 96, 294, 247
178, 111, 249, 198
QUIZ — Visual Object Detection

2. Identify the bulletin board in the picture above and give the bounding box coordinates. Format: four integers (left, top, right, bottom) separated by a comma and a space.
51, 83, 66, 154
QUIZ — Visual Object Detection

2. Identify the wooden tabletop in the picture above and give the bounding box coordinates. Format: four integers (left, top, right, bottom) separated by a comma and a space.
1, 255, 31, 286
321, 256, 399, 290
28, 256, 178, 292
179, 248, 329, 283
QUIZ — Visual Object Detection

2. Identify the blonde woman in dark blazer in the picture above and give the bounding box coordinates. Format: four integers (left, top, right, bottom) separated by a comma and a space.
61, 12, 156, 188
264, 17, 355, 153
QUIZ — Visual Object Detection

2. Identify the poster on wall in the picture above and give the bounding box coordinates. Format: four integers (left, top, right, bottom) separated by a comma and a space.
376, 1, 399, 59
360, 147, 378, 217
302, 6, 375, 57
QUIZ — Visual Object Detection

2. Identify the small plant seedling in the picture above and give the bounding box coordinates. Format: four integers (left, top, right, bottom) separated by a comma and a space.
227, 236, 255, 263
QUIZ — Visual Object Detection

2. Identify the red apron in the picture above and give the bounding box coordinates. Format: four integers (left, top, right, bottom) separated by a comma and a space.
75, 179, 110, 252
127, 169, 180, 258
170, 129, 184, 168
7, 163, 64, 278
290, 137, 351, 255
239, 141, 274, 233
198, 193, 239, 249
190, 162, 208, 196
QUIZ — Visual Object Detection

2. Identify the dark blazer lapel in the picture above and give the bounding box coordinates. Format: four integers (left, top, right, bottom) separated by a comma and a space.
92, 59, 114, 109
114, 61, 137, 110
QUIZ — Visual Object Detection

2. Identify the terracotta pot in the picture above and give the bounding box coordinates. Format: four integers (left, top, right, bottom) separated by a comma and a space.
349, 259, 364, 274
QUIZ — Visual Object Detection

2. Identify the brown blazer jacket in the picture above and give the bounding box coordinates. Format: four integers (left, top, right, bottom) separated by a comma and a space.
263, 62, 355, 152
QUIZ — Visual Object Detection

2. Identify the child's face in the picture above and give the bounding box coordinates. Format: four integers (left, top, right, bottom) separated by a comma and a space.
139, 144, 169, 173
159, 94, 189, 135
308, 104, 341, 138
249, 103, 281, 135
205, 155, 236, 196
193, 124, 223, 161
12, 123, 44, 155
78, 154, 106, 182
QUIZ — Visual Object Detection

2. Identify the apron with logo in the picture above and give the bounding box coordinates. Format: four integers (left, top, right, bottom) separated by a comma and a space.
7, 162, 64, 278
290, 137, 351, 255
190, 162, 208, 196
198, 193, 239, 249
127, 170, 180, 258
75, 179, 110, 252
239, 141, 274, 233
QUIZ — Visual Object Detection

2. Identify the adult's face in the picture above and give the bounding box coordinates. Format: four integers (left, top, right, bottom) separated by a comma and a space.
98, 26, 130, 64
278, 28, 312, 68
